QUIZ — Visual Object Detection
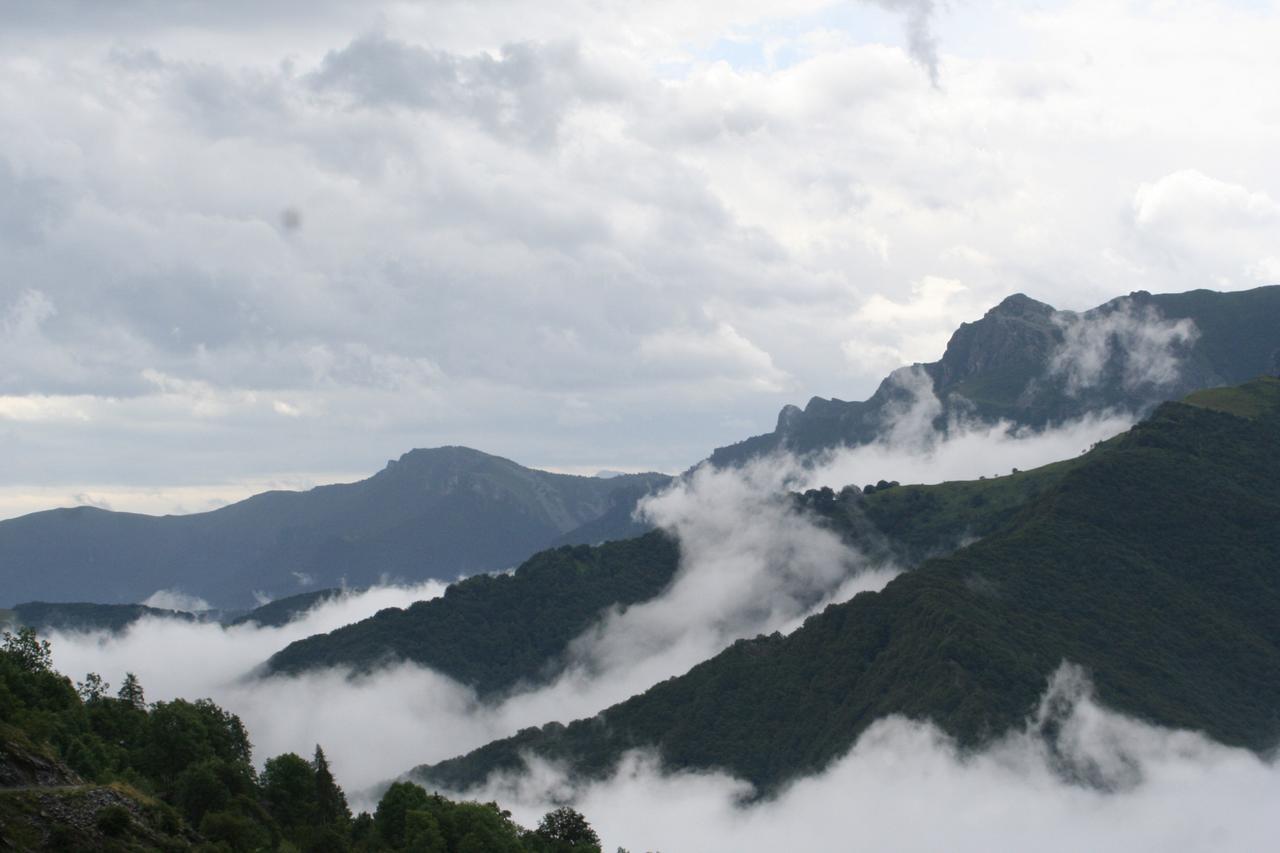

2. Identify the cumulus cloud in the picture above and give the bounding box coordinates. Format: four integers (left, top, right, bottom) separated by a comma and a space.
1134, 170, 1280, 232
844, 277, 987, 374
3, 2, 1280, 503
461, 665, 1280, 852
637, 322, 793, 393
1130, 170, 1280, 286
1050, 301, 1200, 394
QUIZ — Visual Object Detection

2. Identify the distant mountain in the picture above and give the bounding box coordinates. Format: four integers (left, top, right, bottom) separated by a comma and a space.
0, 588, 354, 635
0, 447, 671, 609
415, 377, 1280, 794
711, 285, 1280, 466
0, 601, 196, 634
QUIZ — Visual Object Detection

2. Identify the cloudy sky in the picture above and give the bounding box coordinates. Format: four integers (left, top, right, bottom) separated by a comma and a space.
2, 0, 1278, 518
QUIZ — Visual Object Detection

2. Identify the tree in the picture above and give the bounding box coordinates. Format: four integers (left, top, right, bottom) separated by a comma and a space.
405, 808, 447, 852
536, 806, 601, 851
118, 672, 146, 709
375, 781, 431, 848
261, 752, 316, 833
77, 672, 110, 702
2, 627, 53, 673
174, 760, 232, 824
313, 744, 351, 827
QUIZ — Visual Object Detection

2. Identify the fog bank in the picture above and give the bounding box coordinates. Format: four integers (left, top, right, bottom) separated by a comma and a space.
460, 665, 1280, 853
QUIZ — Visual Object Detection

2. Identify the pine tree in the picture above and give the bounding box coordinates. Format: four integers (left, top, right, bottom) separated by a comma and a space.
313, 744, 351, 826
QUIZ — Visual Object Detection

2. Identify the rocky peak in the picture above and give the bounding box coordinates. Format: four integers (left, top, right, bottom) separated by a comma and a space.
933, 294, 1060, 389
986, 292, 1056, 320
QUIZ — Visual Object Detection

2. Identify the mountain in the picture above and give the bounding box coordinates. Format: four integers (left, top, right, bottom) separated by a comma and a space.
265, 440, 1087, 695
413, 377, 1280, 794
0, 602, 197, 634
711, 285, 1280, 466
0, 447, 671, 609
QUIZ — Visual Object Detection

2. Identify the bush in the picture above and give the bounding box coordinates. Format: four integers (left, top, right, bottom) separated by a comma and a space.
95, 804, 132, 837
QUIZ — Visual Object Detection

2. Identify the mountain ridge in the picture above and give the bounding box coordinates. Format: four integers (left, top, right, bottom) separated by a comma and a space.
0, 447, 671, 609
413, 377, 1280, 794
711, 285, 1280, 467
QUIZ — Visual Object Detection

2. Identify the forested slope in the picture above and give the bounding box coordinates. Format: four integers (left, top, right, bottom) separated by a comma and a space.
265, 457, 1084, 696
416, 378, 1280, 793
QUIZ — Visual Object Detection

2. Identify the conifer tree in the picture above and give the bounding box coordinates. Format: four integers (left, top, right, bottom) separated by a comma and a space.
313, 744, 351, 826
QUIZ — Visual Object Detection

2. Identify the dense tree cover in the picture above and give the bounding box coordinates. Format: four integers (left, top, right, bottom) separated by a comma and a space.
0, 629, 604, 851
417, 379, 1280, 794
266, 532, 683, 696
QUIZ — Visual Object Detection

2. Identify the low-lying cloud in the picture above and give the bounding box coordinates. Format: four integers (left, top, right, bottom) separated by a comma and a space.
42, 382, 1142, 809
1051, 301, 1200, 394
457, 665, 1280, 852
791, 363, 1136, 492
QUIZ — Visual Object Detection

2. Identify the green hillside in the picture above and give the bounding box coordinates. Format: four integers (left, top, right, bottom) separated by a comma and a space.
415, 377, 1280, 793
0, 630, 607, 851
264, 532, 683, 695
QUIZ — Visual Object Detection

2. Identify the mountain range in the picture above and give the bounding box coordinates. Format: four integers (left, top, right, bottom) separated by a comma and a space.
244, 285, 1280, 695
4, 284, 1279, 644
711, 285, 1280, 466
0, 448, 670, 609
413, 376, 1280, 793
261, 450, 1080, 693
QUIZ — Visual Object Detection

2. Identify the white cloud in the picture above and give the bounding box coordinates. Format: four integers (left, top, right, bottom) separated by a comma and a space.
40, 401, 1141, 802
637, 322, 792, 393
1134, 170, 1280, 232
464, 665, 1280, 853
1051, 301, 1200, 394
2, 0, 1280, 510
0, 394, 94, 422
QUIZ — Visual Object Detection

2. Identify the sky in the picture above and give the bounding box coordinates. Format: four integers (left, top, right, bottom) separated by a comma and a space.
2, 0, 1279, 518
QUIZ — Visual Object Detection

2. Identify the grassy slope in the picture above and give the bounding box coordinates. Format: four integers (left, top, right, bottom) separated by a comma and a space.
416, 378, 1280, 793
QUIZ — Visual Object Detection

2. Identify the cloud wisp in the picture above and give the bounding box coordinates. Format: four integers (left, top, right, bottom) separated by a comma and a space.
1051, 300, 1200, 395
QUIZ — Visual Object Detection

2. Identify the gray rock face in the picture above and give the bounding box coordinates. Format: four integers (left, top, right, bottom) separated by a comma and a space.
0, 738, 81, 788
